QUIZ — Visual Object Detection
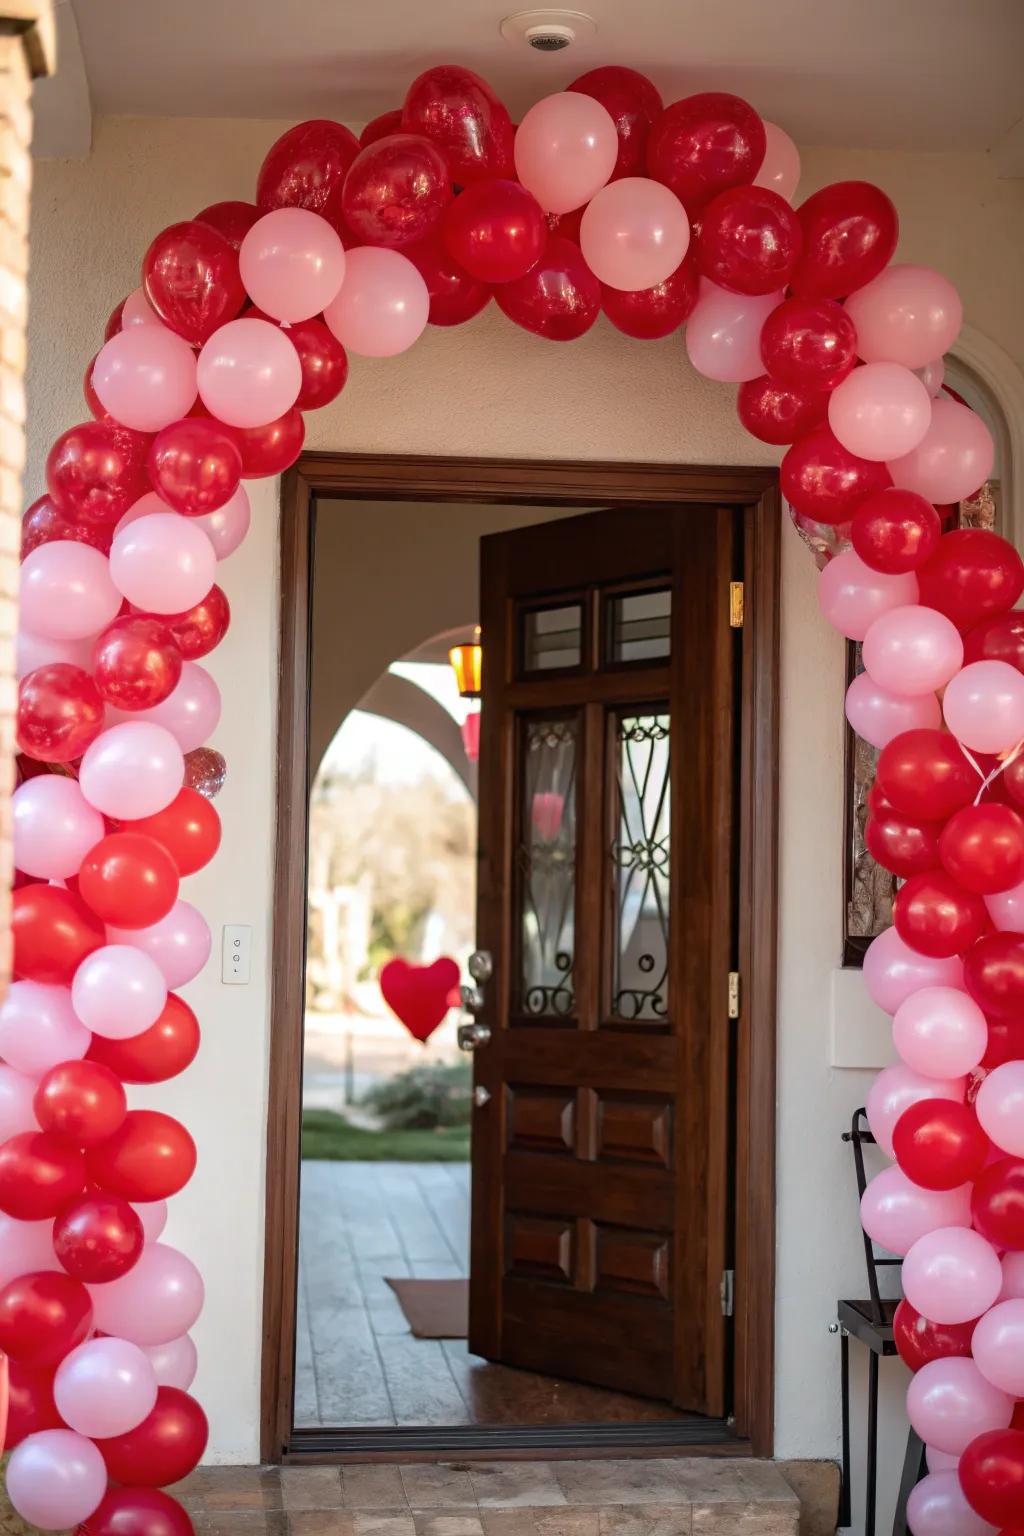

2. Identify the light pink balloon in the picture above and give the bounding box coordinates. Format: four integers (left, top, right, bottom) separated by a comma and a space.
134, 662, 221, 752
903, 1227, 1003, 1326
985, 878, 1024, 933
845, 265, 963, 371
132, 1199, 168, 1243
0, 981, 91, 1076
917, 358, 946, 397
892, 986, 988, 1078
818, 550, 920, 642
192, 482, 251, 559
109, 900, 212, 989
79, 722, 184, 819
110, 511, 217, 615
240, 207, 346, 323
55, 1336, 158, 1439
0, 1063, 38, 1140
16, 629, 96, 679
924, 1447, 960, 1474
862, 604, 964, 696
906, 1469, 998, 1536
860, 1165, 971, 1256
1000, 1252, 1024, 1301
907, 1356, 1012, 1455
943, 660, 1024, 755
889, 397, 995, 505
514, 91, 618, 214
685, 282, 783, 383
89, 1241, 204, 1346
5, 1429, 108, 1531
972, 1298, 1024, 1396
72, 944, 168, 1040
92, 324, 198, 433
753, 121, 801, 202
323, 246, 429, 358
865, 1058, 966, 1157
828, 362, 932, 461
113, 489, 167, 538
197, 316, 302, 428
579, 177, 689, 291
19, 540, 121, 641
143, 1333, 198, 1390
121, 286, 161, 328
13, 776, 105, 880
0, 1214, 60, 1288
976, 1060, 1024, 1156
845, 670, 940, 748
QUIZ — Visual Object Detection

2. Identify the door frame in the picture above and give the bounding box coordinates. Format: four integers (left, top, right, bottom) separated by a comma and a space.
262, 452, 781, 1464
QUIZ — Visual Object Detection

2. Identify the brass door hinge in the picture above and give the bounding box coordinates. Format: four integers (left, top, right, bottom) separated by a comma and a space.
727, 971, 740, 1019
729, 581, 744, 628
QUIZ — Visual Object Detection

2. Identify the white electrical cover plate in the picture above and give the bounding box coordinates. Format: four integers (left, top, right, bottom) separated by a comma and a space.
222, 924, 252, 985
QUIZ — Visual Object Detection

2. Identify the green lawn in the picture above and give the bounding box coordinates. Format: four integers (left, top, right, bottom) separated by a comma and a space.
301, 1108, 471, 1162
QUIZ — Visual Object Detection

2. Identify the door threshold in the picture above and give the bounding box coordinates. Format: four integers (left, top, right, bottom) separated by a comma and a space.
284, 1420, 748, 1462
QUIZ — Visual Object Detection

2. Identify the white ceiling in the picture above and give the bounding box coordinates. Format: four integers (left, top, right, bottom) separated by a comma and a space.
32, 0, 1024, 163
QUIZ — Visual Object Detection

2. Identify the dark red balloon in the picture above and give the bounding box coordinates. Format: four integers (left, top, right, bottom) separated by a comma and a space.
279, 316, 349, 409
790, 181, 899, 301
34, 1060, 127, 1147
148, 418, 243, 516
93, 615, 182, 711
892, 1298, 975, 1373
226, 409, 304, 477
21, 494, 112, 560
442, 179, 547, 284
194, 199, 259, 250
940, 803, 1024, 895
143, 220, 246, 346
46, 421, 150, 527
257, 119, 361, 233
79, 831, 180, 929
601, 253, 700, 339
405, 234, 491, 327
360, 109, 403, 148
780, 423, 892, 526
86, 1109, 197, 1202
139, 583, 229, 661
697, 186, 802, 295
736, 375, 828, 446
960, 1429, 1024, 1529
965, 932, 1024, 1019
117, 788, 221, 877
78, 1486, 195, 1536
3, 1359, 61, 1449
865, 809, 941, 878
12, 883, 105, 984
0, 1271, 92, 1368
983, 1016, 1024, 1070
568, 66, 663, 179
917, 528, 1024, 634
965, 612, 1024, 676
402, 66, 514, 185
342, 133, 452, 248
851, 488, 941, 575
17, 663, 105, 764
972, 1158, 1024, 1250
759, 297, 858, 392
892, 1098, 989, 1190
99, 1387, 209, 1488
893, 868, 988, 958
0, 1131, 86, 1219
104, 300, 126, 341
87, 992, 200, 1085
877, 729, 980, 821
646, 92, 766, 212
53, 1193, 145, 1283
495, 236, 601, 342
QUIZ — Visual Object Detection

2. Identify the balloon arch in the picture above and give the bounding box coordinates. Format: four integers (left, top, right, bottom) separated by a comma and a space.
0, 61, 1020, 1536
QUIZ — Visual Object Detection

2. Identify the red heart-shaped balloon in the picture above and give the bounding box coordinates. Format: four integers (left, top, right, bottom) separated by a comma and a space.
380, 957, 460, 1044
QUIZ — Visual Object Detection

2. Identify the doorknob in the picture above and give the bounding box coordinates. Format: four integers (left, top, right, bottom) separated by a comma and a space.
461, 983, 484, 1012
468, 950, 493, 984
458, 1021, 491, 1052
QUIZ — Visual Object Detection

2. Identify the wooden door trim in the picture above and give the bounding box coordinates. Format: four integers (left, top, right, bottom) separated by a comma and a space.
262, 453, 780, 1463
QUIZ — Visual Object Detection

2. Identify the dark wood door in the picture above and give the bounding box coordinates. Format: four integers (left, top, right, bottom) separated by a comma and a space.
467, 504, 737, 1414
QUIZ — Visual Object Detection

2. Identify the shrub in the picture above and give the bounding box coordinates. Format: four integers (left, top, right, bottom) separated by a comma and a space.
362, 1059, 472, 1129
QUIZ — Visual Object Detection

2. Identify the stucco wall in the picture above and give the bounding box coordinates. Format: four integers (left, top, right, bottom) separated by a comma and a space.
23, 114, 1024, 1511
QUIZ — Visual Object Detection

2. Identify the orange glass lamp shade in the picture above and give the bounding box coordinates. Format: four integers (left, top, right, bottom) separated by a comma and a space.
449, 631, 482, 699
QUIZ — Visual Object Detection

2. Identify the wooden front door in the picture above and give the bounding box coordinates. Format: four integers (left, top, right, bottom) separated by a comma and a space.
467, 503, 737, 1414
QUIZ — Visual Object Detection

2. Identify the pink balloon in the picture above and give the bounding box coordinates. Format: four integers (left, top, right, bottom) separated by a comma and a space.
976, 1060, 1024, 1157
844, 670, 940, 749
862, 604, 964, 696
514, 91, 618, 215
109, 900, 212, 989
5, 1429, 108, 1530
197, 316, 302, 428
917, 358, 946, 397
753, 121, 801, 202
0, 1213, 60, 1288
1001, 1252, 1024, 1301
860, 1165, 971, 1256
907, 1469, 1000, 1536
192, 482, 251, 559
685, 281, 783, 383
13, 776, 106, 880
0, 1063, 41, 1140
889, 397, 995, 505
924, 1447, 961, 1474
71, 944, 168, 1040
132, 1199, 168, 1243
865, 1059, 966, 1158
903, 1227, 1003, 1326
239, 207, 346, 324
943, 660, 1024, 755
89, 1241, 204, 1346
972, 1298, 1024, 1396
0, 980, 91, 1077
984, 878, 1024, 933
828, 362, 932, 462
92, 324, 198, 433
55, 1336, 158, 1438
892, 986, 988, 1078
133, 661, 221, 752
113, 489, 167, 538
845, 265, 963, 370
19, 540, 121, 641
143, 1332, 198, 1390
907, 1356, 1012, 1455
16, 629, 95, 679
79, 722, 185, 819
110, 511, 217, 614
323, 246, 429, 358
579, 177, 689, 291
121, 286, 161, 328
818, 550, 919, 642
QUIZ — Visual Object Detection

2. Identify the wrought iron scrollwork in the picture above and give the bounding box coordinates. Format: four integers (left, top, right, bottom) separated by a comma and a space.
611, 712, 670, 1021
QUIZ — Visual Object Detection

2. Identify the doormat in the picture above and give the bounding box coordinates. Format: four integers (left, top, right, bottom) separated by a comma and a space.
385, 1277, 468, 1339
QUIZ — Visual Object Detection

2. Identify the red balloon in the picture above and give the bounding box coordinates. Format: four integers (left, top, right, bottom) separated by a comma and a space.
17, 663, 105, 764
117, 788, 221, 877
148, 418, 243, 516
547, 206, 585, 244
87, 992, 200, 1085
78, 831, 180, 929
34, 1060, 127, 1147
21, 494, 112, 560
78, 1486, 195, 1536
495, 236, 601, 342
736, 375, 828, 446
92, 615, 183, 711
226, 408, 304, 477
759, 297, 858, 392
442, 179, 547, 284
46, 421, 150, 527
86, 1109, 197, 1202
402, 66, 514, 185
342, 133, 452, 248
965, 613, 1024, 676
646, 92, 766, 213
99, 1387, 209, 1488
917, 528, 1024, 634
865, 809, 941, 878
194, 199, 259, 250
697, 186, 802, 295
0, 1131, 85, 1219
12, 884, 105, 984
940, 803, 1024, 895
257, 119, 361, 233
143, 220, 246, 346
279, 316, 349, 409
3, 1359, 61, 1448
601, 254, 700, 339
972, 1158, 1024, 1250
894, 869, 988, 958
965, 932, 1024, 1019
138, 583, 229, 661
892, 1298, 975, 1373
405, 234, 492, 327
851, 488, 941, 575
780, 423, 892, 526
790, 180, 899, 301
0, 1272, 92, 1368
53, 1192, 144, 1283
877, 729, 979, 821
360, 110, 403, 148
892, 1098, 989, 1190
104, 300, 126, 341
568, 66, 663, 179
960, 1429, 1024, 1529
983, 1016, 1024, 1071
1005, 756, 1024, 812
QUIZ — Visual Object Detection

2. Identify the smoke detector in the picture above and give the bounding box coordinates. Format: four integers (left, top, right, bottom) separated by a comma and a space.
500, 9, 598, 51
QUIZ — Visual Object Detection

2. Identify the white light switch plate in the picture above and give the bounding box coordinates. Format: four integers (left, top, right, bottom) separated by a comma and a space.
222, 924, 252, 985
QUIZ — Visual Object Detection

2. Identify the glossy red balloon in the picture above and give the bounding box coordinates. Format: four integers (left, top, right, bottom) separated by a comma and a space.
86, 1109, 197, 1202
940, 803, 1024, 895
983, 1016, 1024, 1070
257, 119, 361, 233
34, 1060, 127, 1147
143, 220, 246, 346
780, 423, 892, 526
46, 421, 150, 527
118, 788, 221, 877
3, 1359, 61, 1449
17, 663, 105, 764
0, 1271, 92, 1368
0, 1131, 85, 1219
442, 179, 547, 284
736, 375, 828, 446
99, 1387, 209, 1488
194, 199, 260, 250
148, 418, 243, 516
12, 883, 105, 984
789, 180, 899, 300
87, 992, 200, 1085
138, 583, 229, 661
960, 1429, 1024, 1529
850, 488, 941, 575
78, 1486, 195, 1536
402, 66, 514, 185
21, 494, 112, 560
79, 831, 180, 929
104, 300, 126, 341
965, 932, 1024, 1019
917, 528, 1024, 634
405, 234, 491, 327
360, 109, 403, 148
646, 92, 766, 213
864, 809, 941, 878
965, 613, 1024, 676
892, 1098, 989, 1190
92, 615, 183, 710
893, 868, 988, 958
226, 408, 304, 477
342, 133, 452, 248
53, 1192, 145, 1283
568, 66, 663, 180
759, 297, 858, 391
972, 1158, 1024, 1250
697, 186, 802, 295
892, 1298, 976, 1373
601, 253, 700, 339
252, 314, 348, 409
495, 236, 601, 342
877, 729, 980, 821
